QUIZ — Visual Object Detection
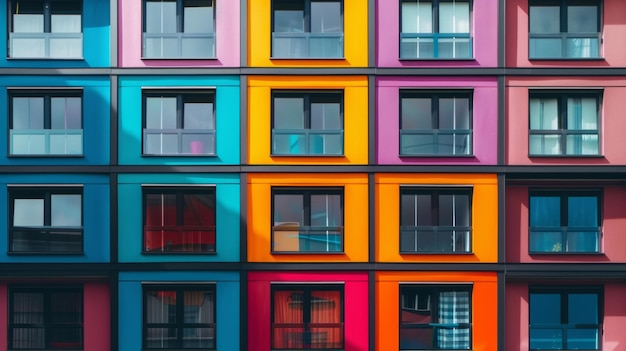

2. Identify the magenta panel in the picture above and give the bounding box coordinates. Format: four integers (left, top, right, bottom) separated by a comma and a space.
0, 285, 5, 348
376, 0, 498, 67
376, 77, 498, 165
84, 282, 111, 351
118, 0, 240, 67
248, 272, 369, 351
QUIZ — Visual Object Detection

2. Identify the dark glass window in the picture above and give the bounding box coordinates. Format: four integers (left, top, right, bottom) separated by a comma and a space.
271, 284, 344, 349
9, 187, 83, 253
143, 285, 216, 349
9, 0, 83, 58
400, 285, 471, 350
9, 285, 83, 349
9, 91, 83, 156
400, 91, 472, 156
272, 188, 343, 253
143, 0, 215, 58
143, 187, 216, 253
529, 0, 601, 59
400, 0, 471, 59
272, 91, 343, 156
143, 90, 216, 156
529, 91, 600, 156
272, 0, 343, 58
530, 287, 601, 350
529, 190, 601, 253
400, 188, 472, 253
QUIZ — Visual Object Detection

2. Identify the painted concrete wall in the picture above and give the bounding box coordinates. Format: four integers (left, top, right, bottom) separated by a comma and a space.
118, 173, 240, 263
376, 0, 498, 67
376, 173, 498, 263
506, 0, 626, 68
506, 184, 626, 263
248, 271, 369, 351
119, 271, 240, 351
247, 173, 368, 263
377, 272, 498, 351
506, 77, 626, 165
118, 0, 240, 67
118, 76, 240, 165
377, 77, 498, 165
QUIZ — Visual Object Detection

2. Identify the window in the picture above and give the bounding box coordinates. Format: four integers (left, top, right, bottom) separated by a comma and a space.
400, 91, 472, 156
272, 188, 343, 253
9, 187, 83, 254
143, 187, 216, 253
9, 285, 83, 350
9, 0, 82, 59
529, 190, 601, 253
400, 188, 471, 253
529, 287, 601, 350
400, 285, 471, 350
272, 0, 343, 58
143, 0, 215, 59
529, 91, 600, 156
143, 285, 216, 349
143, 90, 216, 156
271, 284, 343, 349
529, 0, 601, 59
400, 0, 471, 59
9, 91, 83, 156
272, 91, 343, 156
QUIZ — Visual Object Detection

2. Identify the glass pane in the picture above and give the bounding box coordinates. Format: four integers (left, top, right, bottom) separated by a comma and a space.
309, 35, 343, 58
274, 2, 305, 33
530, 38, 563, 58
184, 290, 214, 323
454, 194, 470, 226
311, 103, 341, 130
400, 328, 434, 349
530, 134, 562, 155
274, 97, 304, 129
530, 328, 563, 350
181, 37, 214, 58
400, 229, 418, 252
183, 328, 214, 348
566, 38, 599, 58
14, 199, 44, 226
401, 194, 418, 226
274, 194, 304, 225
145, 37, 179, 58
50, 37, 83, 58
12, 328, 45, 349
568, 196, 598, 227
567, 329, 598, 350
12, 134, 46, 154
13, 15, 44, 32
184, 0, 213, 33
310, 194, 342, 226
145, 328, 178, 348
402, 98, 431, 130
309, 134, 342, 155
566, 134, 598, 155
184, 102, 213, 130
273, 133, 306, 154
530, 196, 560, 227
311, 1, 341, 33
401, 2, 432, 33
400, 134, 435, 154
530, 231, 563, 252
51, 15, 81, 33
438, 37, 471, 59
146, 97, 177, 129
50, 291, 82, 323
530, 6, 560, 33
440, 2, 470, 33
416, 194, 432, 226
13, 97, 44, 130
50, 133, 83, 155
438, 194, 454, 226
530, 293, 561, 324
145, 290, 176, 323
51, 194, 81, 226
146, 0, 177, 33
13, 292, 44, 323
566, 231, 598, 253
567, 97, 597, 130
52, 97, 82, 129
183, 194, 214, 226
530, 98, 558, 130
568, 294, 598, 324
439, 97, 470, 130
11, 38, 46, 57
568, 6, 598, 33
181, 133, 214, 155
145, 194, 177, 226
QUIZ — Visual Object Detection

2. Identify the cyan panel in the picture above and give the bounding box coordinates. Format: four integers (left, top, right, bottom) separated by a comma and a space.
118, 76, 241, 165
0, 0, 110, 68
0, 76, 110, 165
118, 272, 240, 351
118, 173, 241, 262
0, 174, 110, 263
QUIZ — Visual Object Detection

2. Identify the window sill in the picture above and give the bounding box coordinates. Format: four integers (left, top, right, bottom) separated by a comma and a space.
528, 154, 604, 158
141, 153, 217, 157
7, 57, 85, 61
271, 251, 345, 255
141, 56, 217, 60
7, 154, 84, 158
528, 57, 605, 61
529, 251, 604, 256
400, 252, 474, 255
8, 251, 84, 256
142, 251, 217, 255
271, 154, 345, 157
270, 57, 346, 60
399, 154, 475, 158
398, 57, 475, 61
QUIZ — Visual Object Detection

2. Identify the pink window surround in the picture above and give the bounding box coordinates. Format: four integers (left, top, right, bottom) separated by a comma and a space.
376, 77, 498, 165
118, 0, 240, 67
376, 0, 498, 67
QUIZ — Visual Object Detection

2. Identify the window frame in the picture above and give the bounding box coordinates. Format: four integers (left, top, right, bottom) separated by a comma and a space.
528, 0, 602, 60
8, 89, 84, 157
399, 90, 473, 157
142, 284, 217, 350
399, 0, 473, 60
270, 90, 344, 156
399, 187, 473, 254
141, 89, 217, 157
399, 284, 472, 350
270, 283, 345, 350
142, 186, 217, 254
271, 187, 345, 254
8, 186, 84, 255
270, 0, 345, 59
8, 284, 84, 350
528, 90, 602, 157
529, 286, 603, 351
528, 189, 602, 254
142, 0, 216, 59
8, 0, 84, 59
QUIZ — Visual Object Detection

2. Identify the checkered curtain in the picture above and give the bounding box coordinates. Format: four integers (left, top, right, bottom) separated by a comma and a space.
438, 291, 470, 349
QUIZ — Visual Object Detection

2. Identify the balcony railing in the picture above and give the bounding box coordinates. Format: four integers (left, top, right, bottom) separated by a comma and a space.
400, 33, 472, 59
143, 32, 215, 59
10, 32, 83, 59
400, 130, 471, 156
144, 129, 216, 156
529, 227, 600, 253
272, 224, 343, 253
272, 32, 344, 58
400, 226, 471, 253
530, 33, 600, 59
144, 226, 216, 253
10, 129, 83, 156
272, 129, 343, 155
11, 227, 83, 253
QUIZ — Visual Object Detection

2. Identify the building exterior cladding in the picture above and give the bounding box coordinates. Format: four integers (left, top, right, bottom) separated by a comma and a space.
0, 0, 624, 351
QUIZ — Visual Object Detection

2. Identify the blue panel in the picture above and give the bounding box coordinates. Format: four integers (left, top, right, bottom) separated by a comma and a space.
118, 76, 240, 165
0, 174, 110, 263
118, 272, 240, 351
0, 0, 110, 68
118, 174, 240, 263
0, 76, 110, 165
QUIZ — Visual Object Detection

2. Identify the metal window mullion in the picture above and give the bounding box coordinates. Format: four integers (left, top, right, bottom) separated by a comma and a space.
304, 191, 311, 228
44, 0, 51, 33
177, 0, 184, 33
562, 292, 569, 349
305, 0, 312, 32
558, 95, 567, 155
304, 95, 311, 153
432, 96, 439, 154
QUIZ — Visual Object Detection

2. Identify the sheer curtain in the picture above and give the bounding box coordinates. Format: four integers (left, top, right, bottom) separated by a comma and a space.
567, 97, 598, 155
12, 292, 45, 349
51, 14, 82, 58
530, 98, 560, 155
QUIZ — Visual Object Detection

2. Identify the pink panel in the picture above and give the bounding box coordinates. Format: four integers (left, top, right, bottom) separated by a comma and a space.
248, 272, 369, 351
376, 77, 498, 165
0, 285, 6, 348
118, 0, 240, 67
376, 0, 498, 67
505, 284, 528, 351
84, 282, 111, 351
